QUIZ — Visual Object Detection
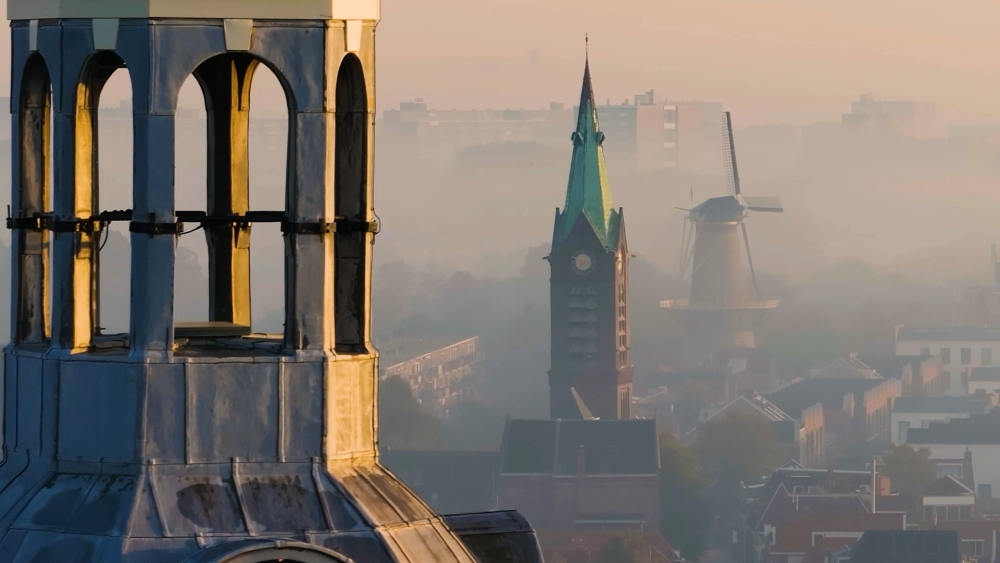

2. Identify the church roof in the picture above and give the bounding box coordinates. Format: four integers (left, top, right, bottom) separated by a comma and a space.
499, 419, 659, 476
553, 59, 619, 251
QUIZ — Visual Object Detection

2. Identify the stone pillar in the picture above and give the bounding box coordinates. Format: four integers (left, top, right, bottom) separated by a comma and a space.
9, 54, 51, 345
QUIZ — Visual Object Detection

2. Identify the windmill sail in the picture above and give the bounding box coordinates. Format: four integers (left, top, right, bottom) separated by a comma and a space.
723, 112, 741, 196
743, 196, 784, 213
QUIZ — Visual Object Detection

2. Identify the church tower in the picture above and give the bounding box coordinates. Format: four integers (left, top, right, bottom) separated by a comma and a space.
548, 58, 633, 420
0, 2, 538, 561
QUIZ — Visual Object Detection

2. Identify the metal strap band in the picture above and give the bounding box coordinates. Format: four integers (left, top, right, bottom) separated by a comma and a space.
5, 216, 50, 231
129, 221, 183, 236
281, 220, 336, 235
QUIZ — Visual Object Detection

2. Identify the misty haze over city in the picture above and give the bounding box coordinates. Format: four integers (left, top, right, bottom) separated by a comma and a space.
4, 0, 1000, 561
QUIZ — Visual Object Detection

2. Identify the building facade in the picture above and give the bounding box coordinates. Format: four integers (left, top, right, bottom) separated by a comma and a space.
842, 94, 937, 139
548, 59, 633, 420
382, 336, 484, 418
896, 327, 1000, 396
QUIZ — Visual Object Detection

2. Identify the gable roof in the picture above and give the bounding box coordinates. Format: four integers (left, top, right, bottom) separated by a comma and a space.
499, 419, 659, 476
553, 59, 619, 251
923, 476, 975, 497
756, 483, 870, 531
704, 393, 793, 424
766, 379, 886, 418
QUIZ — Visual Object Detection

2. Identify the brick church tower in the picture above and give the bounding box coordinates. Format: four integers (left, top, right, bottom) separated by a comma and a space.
548, 57, 633, 421
1, 1, 540, 561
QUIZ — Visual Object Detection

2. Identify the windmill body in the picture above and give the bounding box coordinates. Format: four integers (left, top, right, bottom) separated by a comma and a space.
662, 113, 782, 368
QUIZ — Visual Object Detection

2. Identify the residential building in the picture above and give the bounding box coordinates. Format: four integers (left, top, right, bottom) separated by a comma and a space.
767, 378, 901, 465
496, 418, 661, 532
855, 353, 947, 397
381, 100, 573, 158
891, 397, 991, 444
841, 94, 937, 139
381, 93, 723, 172
849, 530, 960, 563
923, 476, 977, 524
762, 512, 907, 563
755, 483, 871, 536
907, 414, 1000, 495
699, 392, 822, 466
895, 326, 1000, 396
382, 336, 484, 418
931, 520, 1000, 563
548, 59, 633, 420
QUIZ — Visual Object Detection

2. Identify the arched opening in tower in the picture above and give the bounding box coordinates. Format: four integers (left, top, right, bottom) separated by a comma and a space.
334, 54, 369, 354
173, 54, 290, 344
173, 75, 210, 324
14, 53, 52, 345
87, 52, 132, 341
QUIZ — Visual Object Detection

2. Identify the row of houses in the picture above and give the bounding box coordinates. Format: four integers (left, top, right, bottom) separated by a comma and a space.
748, 462, 992, 563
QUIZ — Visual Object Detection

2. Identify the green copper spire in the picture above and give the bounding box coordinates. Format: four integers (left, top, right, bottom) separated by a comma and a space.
554, 57, 618, 250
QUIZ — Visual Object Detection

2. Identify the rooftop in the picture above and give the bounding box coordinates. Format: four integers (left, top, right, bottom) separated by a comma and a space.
897, 326, 1000, 343
907, 413, 1000, 445
923, 476, 975, 497
970, 367, 1000, 382
499, 418, 659, 476
766, 378, 887, 417
849, 530, 960, 563
855, 354, 933, 379
772, 512, 905, 553
9, 0, 381, 20
892, 397, 989, 415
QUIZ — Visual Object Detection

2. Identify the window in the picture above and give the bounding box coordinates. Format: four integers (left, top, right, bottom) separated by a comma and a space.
920, 347, 930, 356
962, 540, 985, 558
983, 348, 993, 366
941, 347, 951, 364
962, 348, 972, 365
897, 421, 910, 443
937, 464, 962, 480
979, 484, 993, 499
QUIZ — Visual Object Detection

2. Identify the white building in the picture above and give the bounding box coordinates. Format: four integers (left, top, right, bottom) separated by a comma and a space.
895, 327, 1000, 396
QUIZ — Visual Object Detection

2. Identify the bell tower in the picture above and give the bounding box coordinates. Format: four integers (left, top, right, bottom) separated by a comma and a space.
548, 58, 633, 421
1, 2, 484, 561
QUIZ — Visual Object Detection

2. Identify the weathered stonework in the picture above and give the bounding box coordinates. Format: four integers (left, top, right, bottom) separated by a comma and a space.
1, 4, 534, 561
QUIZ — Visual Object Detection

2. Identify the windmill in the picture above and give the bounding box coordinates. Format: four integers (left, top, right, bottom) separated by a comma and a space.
662, 112, 784, 367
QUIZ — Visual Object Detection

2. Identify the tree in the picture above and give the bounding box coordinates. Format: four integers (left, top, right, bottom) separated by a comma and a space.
594, 536, 638, 563
660, 431, 713, 560
379, 376, 445, 450
695, 412, 785, 481
881, 444, 937, 495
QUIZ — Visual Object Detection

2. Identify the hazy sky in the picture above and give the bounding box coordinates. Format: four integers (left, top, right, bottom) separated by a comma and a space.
376, 0, 1000, 125
3, 0, 1000, 124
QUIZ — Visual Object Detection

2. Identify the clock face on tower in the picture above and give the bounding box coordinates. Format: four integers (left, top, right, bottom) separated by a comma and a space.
572, 250, 595, 275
